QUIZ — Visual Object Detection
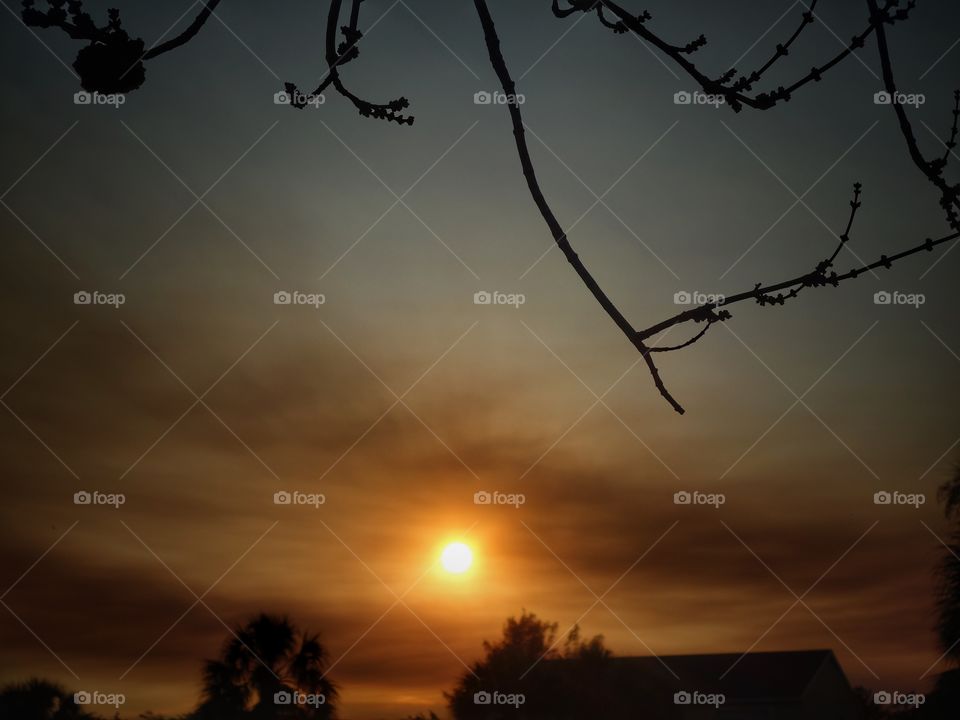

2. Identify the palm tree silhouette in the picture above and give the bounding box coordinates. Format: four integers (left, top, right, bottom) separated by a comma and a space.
0, 678, 97, 720
194, 613, 337, 720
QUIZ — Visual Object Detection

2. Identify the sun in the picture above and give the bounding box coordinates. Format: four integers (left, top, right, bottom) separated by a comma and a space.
440, 542, 473, 574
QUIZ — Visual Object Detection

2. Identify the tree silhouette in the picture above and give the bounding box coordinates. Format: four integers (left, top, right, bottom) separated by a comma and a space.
194, 613, 337, 720
19, 0, 960, 412
912, 464, 960, 718
0, 678, 97, 720
446, 611, 668, 719
936, 465, 960, 668
0, 615, 335, 720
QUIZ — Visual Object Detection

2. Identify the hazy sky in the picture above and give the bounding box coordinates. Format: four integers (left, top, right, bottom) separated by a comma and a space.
2, 1, 960, 718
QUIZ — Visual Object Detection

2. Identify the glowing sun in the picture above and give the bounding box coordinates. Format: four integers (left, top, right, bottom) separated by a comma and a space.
440, 542, 473, 574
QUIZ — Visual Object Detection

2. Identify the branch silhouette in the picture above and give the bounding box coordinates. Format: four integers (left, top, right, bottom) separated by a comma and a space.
142, 0, 223, 60
473, 0, 958, 412
284, 0, 414, 124
21, 0, 960, 413
575, 0, 914, 111
473, 0, 686, 412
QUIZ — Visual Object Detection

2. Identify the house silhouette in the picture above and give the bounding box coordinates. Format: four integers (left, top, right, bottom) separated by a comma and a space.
610, 649, 862, 719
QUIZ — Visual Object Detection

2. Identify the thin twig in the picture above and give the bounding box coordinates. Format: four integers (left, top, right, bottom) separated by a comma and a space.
143, 0, 224, 59
473, 0, 685, 413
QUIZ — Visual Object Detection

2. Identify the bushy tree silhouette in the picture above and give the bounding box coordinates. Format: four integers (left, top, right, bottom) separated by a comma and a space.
935, 465, 960, 667
194, 613, 337, 720
447, 611, 668, 719
897, 465, 960, 717
0, 614, 335, 720
0, 678, 97, 720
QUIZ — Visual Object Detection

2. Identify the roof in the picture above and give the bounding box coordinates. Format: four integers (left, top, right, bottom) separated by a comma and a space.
605, 649, 844, 702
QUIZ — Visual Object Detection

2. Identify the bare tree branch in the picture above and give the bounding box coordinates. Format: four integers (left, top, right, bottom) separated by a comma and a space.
472, 0, 687, 413
564, 0, 915, 111
282, 0, 414, 124
639, 228, 960, 342
18, 0, 960, 413
474, 0, 958, 411
142, 0, 223, 60
742, 0, 818, 87
867, 0, 959, 231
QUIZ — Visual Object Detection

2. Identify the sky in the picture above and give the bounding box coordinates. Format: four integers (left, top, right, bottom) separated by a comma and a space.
1, 0, 960, 718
